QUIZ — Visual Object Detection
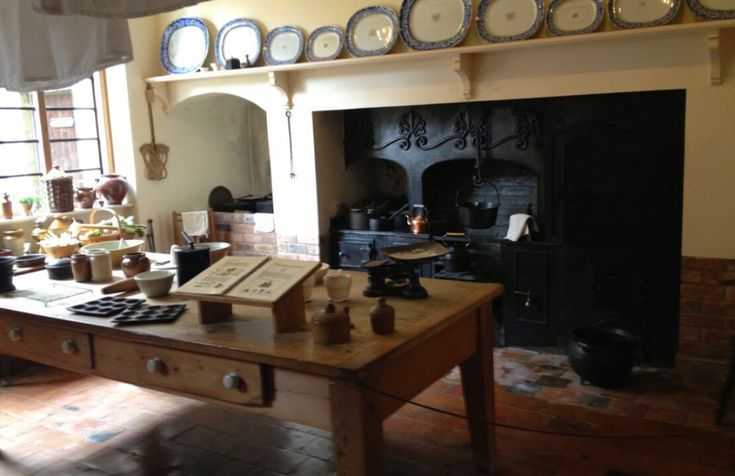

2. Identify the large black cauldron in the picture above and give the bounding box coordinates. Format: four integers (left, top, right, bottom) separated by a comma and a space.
568, 326, 636, 387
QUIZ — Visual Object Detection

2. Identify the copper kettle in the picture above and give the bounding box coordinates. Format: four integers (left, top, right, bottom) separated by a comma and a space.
406, 204, 429, 234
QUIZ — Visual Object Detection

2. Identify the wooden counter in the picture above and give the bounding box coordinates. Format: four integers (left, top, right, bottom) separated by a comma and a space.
0, 265, 502, 475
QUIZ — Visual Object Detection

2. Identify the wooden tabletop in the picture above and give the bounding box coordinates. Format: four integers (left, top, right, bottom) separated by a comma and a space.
1, 263, 503, 378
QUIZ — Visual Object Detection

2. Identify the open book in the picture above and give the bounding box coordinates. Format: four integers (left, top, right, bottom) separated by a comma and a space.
175, 256, 319, 304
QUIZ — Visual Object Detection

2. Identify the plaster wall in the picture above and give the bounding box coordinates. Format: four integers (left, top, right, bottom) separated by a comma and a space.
121, 1, 735, 259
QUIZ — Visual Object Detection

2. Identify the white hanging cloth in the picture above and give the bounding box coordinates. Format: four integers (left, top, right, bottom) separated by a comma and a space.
0, 0, 132, 92
32, 0, 213, 18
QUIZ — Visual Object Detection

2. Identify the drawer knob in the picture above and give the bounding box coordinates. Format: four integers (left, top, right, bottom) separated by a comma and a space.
8, 327, 22, 342
147, 357, 165, 374
60, 339, 78, 354
222, 372, 243, 390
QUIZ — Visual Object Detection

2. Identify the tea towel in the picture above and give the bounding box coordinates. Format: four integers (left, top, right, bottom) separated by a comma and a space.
181, 211, 209, 238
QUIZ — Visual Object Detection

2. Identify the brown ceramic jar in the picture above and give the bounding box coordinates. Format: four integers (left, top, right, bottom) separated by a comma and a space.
70, 253, 91, 282
120, 252, 150, 278
74, 187, 96, 209
369, 297, 395, 335
311, 302, 351, 345
94, 174, 128, 205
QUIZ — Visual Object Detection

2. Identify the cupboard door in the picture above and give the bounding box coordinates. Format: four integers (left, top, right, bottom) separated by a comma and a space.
503, 245, 557, 346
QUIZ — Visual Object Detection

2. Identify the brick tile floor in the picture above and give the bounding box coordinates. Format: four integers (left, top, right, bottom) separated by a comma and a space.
1, 347, 734, 475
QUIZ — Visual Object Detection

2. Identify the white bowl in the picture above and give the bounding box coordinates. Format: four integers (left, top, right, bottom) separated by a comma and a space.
134, 270, 175, 298
80, 239, 144, 267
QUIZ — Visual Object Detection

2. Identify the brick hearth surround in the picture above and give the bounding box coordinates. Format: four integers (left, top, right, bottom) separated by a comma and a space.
678, 256, 735, 384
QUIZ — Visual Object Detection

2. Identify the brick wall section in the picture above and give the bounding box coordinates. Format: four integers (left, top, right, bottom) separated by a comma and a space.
214, 212, 319, 261
677, 256, 735, 384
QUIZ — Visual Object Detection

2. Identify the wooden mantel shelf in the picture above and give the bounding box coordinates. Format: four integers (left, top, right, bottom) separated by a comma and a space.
145, 19, 735, 109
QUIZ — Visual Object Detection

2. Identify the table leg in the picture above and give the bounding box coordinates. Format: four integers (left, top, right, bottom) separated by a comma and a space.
459, 302, 496, 473
330, 378, 384, 476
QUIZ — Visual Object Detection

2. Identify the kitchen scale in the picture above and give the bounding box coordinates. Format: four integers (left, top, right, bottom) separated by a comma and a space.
362, 242, 448, 300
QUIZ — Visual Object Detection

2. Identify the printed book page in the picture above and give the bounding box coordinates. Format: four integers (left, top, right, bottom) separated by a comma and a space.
175, 256, 268, 295
226, 259, 319, 303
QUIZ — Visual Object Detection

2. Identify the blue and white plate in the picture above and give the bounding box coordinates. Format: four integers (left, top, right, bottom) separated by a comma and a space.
399, 0, 471, 51
477, 0, 544, 43
160, 17, 209, 74
608, 0, 681, 29
546, 0, 604, 36
263, 26, 305, 65
346, 6, 399, 57
306, 26, 345, 62
686, 0, 735, 20
215, 18, 261, 68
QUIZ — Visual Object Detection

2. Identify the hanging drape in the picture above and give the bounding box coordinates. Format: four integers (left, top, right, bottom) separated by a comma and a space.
0, 0, 132, 92
32, 0, 213, 18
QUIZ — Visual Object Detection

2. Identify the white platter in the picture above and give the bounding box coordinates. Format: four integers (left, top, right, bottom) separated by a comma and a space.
686, 0, 735, 19
160, 17, 208, 74
608, 0, 681, 29
215, 18, 261, 68
306, 25, 345, 62
399, 0, 471, 50
546, 0, 604, 36
346, 6, 399, 57
263, 25, 304, 65
477, 0, 544, 43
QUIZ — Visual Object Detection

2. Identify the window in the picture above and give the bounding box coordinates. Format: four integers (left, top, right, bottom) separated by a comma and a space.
0, 75, 109, 211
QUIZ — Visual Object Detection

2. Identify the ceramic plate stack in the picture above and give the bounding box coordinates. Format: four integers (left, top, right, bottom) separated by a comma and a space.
399, 0, 472, 50
160, 17, 209, 74
477, 0, 545, 43
346, 6, 399, 57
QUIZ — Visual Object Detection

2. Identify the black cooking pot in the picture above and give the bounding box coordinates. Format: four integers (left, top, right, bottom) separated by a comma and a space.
349, 208, 369, 230
568, 326, 636, 387
369, 214, 392, 231
441, 234, 471, 273
456, 181, 500, 229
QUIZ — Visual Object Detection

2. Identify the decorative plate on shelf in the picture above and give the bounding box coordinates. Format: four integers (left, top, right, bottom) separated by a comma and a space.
686, 0, 735, 20
546, 0, 604, 36
263, 25, 305, 65
477, 0, 544, 43
160, 17, 209, 74
346, 6, 399, 57
608, 0, 681, 29
306, 25, 345, 62
215, 18, 262, 68
399, 0, 472, 51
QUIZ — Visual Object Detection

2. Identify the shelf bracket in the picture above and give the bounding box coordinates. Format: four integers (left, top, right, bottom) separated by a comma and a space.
144, 83, 170, 114
708, 31, 723, 85
451, 53, 473, 100
268, 71, 293, 109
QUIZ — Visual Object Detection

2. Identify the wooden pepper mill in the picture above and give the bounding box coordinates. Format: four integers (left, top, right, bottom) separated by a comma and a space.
369, 297, 395, 335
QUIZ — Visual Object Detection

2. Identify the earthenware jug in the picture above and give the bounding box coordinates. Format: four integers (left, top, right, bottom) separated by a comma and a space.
74, 187, 96, 209
369, 297, 395, 335
95, 174, 127, 205
121, 252, 151, 278
311, 302, 351, 345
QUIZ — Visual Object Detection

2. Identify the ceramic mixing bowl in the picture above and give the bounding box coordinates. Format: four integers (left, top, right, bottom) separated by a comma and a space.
134, 270, 175, 298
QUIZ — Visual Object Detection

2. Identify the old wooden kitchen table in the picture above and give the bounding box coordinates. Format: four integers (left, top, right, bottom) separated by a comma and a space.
0, 265, 502, 475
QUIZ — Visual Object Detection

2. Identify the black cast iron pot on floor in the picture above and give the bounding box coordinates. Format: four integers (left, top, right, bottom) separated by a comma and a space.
568, 324, 637, 388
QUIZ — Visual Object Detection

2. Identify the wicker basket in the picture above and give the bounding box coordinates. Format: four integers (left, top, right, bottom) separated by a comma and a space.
77, 208, 123, 245
44, 175, 74, 213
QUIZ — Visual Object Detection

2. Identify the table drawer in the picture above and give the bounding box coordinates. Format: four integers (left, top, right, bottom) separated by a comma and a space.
94, 336, 267, 406
0, 315, 92, 371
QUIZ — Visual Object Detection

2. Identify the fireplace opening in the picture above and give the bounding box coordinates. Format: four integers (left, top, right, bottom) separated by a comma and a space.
328, 89, 685, 365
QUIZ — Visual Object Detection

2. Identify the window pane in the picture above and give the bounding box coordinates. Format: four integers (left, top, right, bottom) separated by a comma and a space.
0, 89, 34, 108
47, 109, 99, 140
0, 176, 43, 208
0, 109, 37, 141
45, 78, 95, 109
0, 143, 42, 177
69, 170, 102, 191
52, 139, 101, 171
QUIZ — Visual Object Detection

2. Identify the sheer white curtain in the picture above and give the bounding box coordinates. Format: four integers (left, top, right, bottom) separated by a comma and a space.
32, 0, 212, 18
0, 0, 132, 92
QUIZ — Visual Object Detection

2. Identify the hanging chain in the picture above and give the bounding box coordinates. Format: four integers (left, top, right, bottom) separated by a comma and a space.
286, 109, 295, 179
